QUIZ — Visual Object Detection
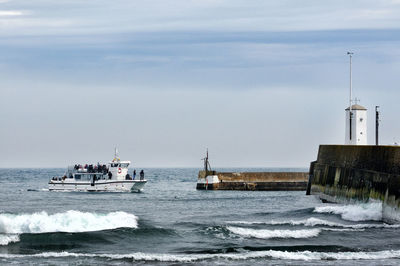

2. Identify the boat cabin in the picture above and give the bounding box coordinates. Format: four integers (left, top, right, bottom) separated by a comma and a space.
108, 158, 130, 180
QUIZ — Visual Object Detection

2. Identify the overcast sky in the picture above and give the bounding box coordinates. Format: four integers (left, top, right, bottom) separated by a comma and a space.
1, 0, 400, 168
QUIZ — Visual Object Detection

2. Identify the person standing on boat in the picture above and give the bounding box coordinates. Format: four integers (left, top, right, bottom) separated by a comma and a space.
133, 170, 136, 180
140, 170, 144, 180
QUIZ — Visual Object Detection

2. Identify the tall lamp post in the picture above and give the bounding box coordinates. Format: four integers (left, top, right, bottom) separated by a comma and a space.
347, 52, 354, 141
376, 106, 380, 145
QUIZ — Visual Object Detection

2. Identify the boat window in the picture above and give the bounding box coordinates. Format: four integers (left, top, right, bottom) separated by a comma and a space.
121, 163, 129, 168
75, 174, 81, 180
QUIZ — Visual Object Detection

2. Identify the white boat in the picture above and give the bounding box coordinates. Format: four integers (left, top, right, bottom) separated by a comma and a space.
48, 150, 146, 192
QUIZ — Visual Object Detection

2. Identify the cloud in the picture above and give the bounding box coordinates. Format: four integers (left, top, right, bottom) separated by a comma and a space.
0, 10, 22, 16
1, 1, 400, 166
104, 55, 171, 64
1, 0, 400, 36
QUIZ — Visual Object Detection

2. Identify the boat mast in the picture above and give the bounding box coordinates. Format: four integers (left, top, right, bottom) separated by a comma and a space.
203, 149, 212, 174
114, 147, 120, 162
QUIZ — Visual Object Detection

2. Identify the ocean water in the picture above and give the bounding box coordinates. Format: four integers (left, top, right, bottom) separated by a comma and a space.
1, 168, 400, 265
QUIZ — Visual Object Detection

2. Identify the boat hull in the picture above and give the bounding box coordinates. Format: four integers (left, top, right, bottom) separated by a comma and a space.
48, 180, 147, 192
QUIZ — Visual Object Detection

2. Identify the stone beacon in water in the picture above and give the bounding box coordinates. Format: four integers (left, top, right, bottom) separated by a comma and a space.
196, 150, 308, 191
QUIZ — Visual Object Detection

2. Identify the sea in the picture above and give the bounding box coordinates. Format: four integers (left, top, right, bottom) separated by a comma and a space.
1, 168, 400, 265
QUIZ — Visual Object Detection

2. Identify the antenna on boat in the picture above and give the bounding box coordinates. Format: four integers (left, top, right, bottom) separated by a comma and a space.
113, 147, 120, 162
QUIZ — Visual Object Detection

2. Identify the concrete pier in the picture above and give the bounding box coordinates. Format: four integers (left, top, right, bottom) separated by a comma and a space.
197, 170, 308, 191
307, 145, 400, 223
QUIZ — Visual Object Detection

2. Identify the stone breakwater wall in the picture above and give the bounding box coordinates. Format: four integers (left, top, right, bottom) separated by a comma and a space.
197, 171, 308, 191
307, 145, 400, 223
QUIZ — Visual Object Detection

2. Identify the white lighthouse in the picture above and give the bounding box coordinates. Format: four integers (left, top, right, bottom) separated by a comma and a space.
345, 104, 367, 145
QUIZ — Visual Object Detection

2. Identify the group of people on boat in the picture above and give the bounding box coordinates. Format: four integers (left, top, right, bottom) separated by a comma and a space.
126, 170, 145, 180
73, 164, 108, 174
52, 163, 146, 182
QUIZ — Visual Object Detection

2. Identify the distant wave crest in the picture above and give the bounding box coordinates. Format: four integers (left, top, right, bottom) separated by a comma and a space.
227, 217, 398, 229
226, 226, 320, 239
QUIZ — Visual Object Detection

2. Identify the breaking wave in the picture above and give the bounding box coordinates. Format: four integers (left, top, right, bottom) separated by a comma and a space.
0, 234, 19, 246
227, 217, 399, 229
0, 211, 138, 234
313, 202, 382, 221
226, 226, 321, 239
1, 250, 400, 262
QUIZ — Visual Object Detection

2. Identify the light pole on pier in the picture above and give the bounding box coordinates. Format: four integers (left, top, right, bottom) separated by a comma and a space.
347, 52, 354, 140
376, 106, 380, 145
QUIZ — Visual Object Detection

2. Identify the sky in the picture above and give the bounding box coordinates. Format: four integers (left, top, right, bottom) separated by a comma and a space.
1, 0, 400, 168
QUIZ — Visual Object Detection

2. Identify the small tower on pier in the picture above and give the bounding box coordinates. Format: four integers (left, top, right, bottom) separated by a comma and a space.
345, 103, 367, 145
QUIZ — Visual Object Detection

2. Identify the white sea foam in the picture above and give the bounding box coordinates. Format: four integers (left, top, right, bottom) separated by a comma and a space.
313, 202, 383, 221
226, 226, 321, 239
0, 210, 138, 234
1, 250, 400, 261
297, 217, 399, 229
321, 228, 364, 232
0, 234, 19, 246
226, 221, 265, 225
228, 217, 400, 229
